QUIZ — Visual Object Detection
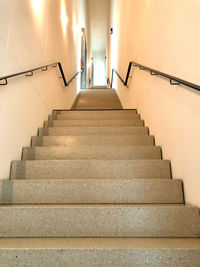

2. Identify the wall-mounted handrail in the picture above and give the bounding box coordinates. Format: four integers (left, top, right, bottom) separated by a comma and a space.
0, 62, 80, 87
111, 69, 126, 88
111, 61, 200, 92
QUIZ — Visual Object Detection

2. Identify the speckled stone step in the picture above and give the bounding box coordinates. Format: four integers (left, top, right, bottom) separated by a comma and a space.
50, 113, 140, 120
22, 146, 161, 160
44, 119, 144, 127
1, 238, 200, 267
54, 110, 137, 115
32, 135, 154, 147
38, 126, 149, 136
0, 179, 183, 204
0, 204, 199, 237
10, 160, 171, 180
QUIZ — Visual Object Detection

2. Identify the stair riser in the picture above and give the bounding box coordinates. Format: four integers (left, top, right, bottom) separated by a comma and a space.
22, 146, 161, 160
32, 136, 154, 147
0, 179, 183, 204
44, 120, 144, 127
1, 249, 200, 267
50, 113, 140, 120
39, 127, 149, 136
0, 206, 199, 237
10, 160, 171, 180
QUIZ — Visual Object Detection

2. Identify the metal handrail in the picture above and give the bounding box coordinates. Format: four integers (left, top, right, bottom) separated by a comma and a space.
111, 61, 200, 92
0, 62, 80, 86
111, 69, 126, 88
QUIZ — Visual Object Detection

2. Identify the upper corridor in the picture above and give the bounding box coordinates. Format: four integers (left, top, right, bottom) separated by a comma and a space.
73, 89, 123, 110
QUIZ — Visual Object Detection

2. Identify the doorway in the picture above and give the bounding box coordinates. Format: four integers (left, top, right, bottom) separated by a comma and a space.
92, 52, 107, 86
81, 28, 87, 89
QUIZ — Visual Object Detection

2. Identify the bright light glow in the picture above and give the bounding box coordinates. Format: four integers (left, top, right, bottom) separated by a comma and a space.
31, 0, 43, 23
88, 59, 92, 68
93, 54, 106, 86
61, 1, 68, 36
31, 0, 42, 15
73, 16, 78, 41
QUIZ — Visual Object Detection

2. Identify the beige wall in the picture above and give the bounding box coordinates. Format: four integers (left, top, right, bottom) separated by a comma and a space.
86, 0, 110, 86
0, 0, 86, 179
111, 0, 200, 207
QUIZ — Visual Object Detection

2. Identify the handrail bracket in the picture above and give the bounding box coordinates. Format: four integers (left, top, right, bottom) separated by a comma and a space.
26, 71, 33, 77
41, 66, 48, 71
150, 71, 158, 76
0, 78, 8, 86
170, 79, 180, 86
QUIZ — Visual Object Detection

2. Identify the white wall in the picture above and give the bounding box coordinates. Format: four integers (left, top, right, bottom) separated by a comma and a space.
111, 0, 200, 207
0, 0, 86, 179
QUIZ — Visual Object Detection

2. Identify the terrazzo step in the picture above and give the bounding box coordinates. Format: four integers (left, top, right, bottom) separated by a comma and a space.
32, 135, 154, 147
90, 86, 108, 89
50, 113, 140, 120
0, 179, 183, 204
54, 109, 137, 115
0, 204, 199, 237
38, 126, 149, 136
44, 119, 144, 127
11, 160, 171, 180
22, 146, 161, 160
1, 238, 200, 267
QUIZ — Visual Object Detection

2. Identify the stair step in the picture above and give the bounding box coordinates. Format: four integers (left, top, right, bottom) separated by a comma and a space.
32, 135, 154, 147
39, 126, 149, 136
11, 160, 171, 180
44, 119, 144, 127
51, 113, 140, 120
0, 238, 200, 267
0, 204, 199, 237
54, 110, 137, 115
0, 179, 183, 204
23, 146, 161, 160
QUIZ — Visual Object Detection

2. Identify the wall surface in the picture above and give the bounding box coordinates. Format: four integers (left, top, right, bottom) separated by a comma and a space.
110, 0, 200, 207
86, 0, 110, 86
0, 0, 86, 179
87, 0, 110, 53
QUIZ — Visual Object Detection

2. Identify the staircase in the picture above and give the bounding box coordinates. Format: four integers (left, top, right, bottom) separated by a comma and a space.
0, 89, 199, 266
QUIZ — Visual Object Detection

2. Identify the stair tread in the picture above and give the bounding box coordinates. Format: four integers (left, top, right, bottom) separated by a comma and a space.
35, 134, 152, 137
14, 159, 168, 162
44, 126, 146, 128
50, 119, 142, 122
54, 115, 140, 120
24, 146, 160, 151
0, 204, 193, 209
55, 109, 137, 112
0, 238, 200, 249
